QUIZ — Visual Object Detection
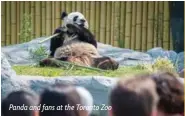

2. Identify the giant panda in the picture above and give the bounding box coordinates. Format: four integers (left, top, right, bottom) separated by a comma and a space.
49, 11, 97, 57
40, 11, 119, 70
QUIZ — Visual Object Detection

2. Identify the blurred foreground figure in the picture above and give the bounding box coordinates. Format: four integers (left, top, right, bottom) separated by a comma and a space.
151, 72, 184, 116
109, 74, 159, 116
2, 90, 39, 116
39, 84, 93, 116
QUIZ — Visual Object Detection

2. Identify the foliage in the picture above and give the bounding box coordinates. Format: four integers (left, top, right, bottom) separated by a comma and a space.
139, 57, 177, 75
19, 13, 33, 43
29, 46, 48, 63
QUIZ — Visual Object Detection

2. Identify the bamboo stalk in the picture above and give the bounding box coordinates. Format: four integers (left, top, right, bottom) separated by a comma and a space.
35, 1, 41, 38
110, 2, 115, 46
39, 33, 60, 44
48, 59, 106, 72
131, 2, 136, 50
114, 1, 120, 47
46, 1, 52, 36
153, 1, 158, 47
125, 2, 132, 49
11, 2, 17, 44
90, 1, 95, 34
1, 1, 5, 46
41, 2, 46, 36
31, 1, 35, 38
147, 2, 154, 50
66, 1, 72, 13
158, 1, 164, 48
72, 1, 76, 11
85, 2, 90, 23
100, 2, 106, 43
76, 1, 82, 12
16, 2, 20, 44
141, 2, 148, 51
6, 2, 11, 45
119, 2, 126, 48
51, 1, 55, 32
163, 1, 170, 49
95, 1, 100, 42
106, 1, 111, 44
55, 2, 61, 28
24, 1, 30, 14
135, 1, 142, 50
82, 1, 86, 16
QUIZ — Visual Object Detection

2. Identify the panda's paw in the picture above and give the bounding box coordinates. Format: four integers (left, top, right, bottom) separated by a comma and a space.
39, 58, 61, 67
94, 57, 119, 70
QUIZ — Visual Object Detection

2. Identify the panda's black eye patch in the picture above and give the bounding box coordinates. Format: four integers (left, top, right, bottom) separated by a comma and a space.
73, 16, 78, 22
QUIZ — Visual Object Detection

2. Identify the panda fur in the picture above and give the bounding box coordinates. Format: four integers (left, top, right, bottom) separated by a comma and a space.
41, 11, 119, 70
49, 11, 97, 57
54, 23, 102, 67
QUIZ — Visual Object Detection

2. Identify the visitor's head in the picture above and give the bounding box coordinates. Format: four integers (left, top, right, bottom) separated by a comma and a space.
2, 90, 39, 116
151, 71, 184, 116
109, 73, 159, 116
39, 84, 93, 116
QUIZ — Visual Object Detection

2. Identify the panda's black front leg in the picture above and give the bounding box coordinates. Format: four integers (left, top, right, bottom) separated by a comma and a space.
49, 27, 65, 57
66, 24, 98, 48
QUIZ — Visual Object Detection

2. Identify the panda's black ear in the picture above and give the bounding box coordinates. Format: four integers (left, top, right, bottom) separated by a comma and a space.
61, 11, 68, 20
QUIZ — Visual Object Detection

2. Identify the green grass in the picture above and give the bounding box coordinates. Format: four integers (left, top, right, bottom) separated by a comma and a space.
13, 65, 148, 78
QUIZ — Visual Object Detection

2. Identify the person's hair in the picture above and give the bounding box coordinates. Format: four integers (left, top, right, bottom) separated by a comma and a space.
2, 90, 39, 116
151, 71, 184, 114
39, 84, 81, 116
110, 74, 159, 116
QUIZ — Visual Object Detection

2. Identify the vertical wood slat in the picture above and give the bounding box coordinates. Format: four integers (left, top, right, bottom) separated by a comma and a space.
16, 2, 20, 44
1, 2, 5, 46
106, 2, 111, 44
30, 1, 35, 38
35, 1, 41, 38
125, 2, 132, 48
51, 1, 55, 32
141, 2, 148, 51
95, 1, 100, 42
158, 1, 164, 48
147, 2, 154, 49
89, 1, 95, 34
2, 1, 173, 51
114, 2, 120, 47
10, 2, 17, 44
41, 2, 46, 35
120, 2, 126, 48
110, 2, 115, 46
153, 1, 159, 47
55, 2, 61, 28
6, 2, 11, 45
131, 2, 136, 50
99, 2, 106, 43
163, 2, 170, 49
85, 2, 90, 24
135, 2, 142, 50
46, 1, 51, 36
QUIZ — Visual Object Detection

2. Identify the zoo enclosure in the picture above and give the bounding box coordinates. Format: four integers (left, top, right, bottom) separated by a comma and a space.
1, 1, 174, 51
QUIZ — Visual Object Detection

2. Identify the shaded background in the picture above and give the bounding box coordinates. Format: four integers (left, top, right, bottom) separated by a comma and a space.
1, 1, 184, 52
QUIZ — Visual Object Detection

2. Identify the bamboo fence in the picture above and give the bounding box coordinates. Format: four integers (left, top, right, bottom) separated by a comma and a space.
1, 1, 174, 51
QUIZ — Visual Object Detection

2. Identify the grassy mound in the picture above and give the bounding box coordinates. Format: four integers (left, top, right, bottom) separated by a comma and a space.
13, 65, 147, 77
13, 57, 177, 78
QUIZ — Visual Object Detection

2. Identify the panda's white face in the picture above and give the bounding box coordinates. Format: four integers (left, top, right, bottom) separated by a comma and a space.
63, 12, 89, 29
